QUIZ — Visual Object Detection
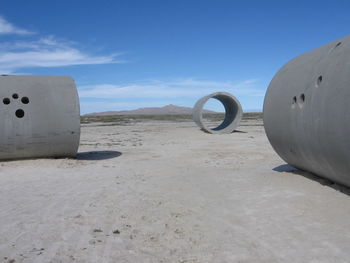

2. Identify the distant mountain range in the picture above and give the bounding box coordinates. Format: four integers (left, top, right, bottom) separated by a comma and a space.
86, 104, 218, 116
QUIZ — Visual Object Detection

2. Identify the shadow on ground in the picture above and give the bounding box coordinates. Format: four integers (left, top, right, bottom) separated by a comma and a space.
234, 130, 247, 133
76, 151, 122, 161
199, 129, 247, 134
273, 164, 350, 196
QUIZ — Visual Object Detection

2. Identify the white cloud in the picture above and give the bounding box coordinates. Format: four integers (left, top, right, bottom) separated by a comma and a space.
0, 16, 34, 35
0, 16, 122, 74
78, 78, 265, 114
78, 79, 264, 99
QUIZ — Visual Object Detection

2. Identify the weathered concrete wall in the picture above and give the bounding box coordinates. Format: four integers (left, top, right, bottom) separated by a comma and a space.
0, 75, 80, 160
263, 35, 350, 187
193, 92, 242, 134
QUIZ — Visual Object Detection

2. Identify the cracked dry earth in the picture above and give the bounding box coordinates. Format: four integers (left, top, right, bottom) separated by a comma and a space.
1, 119, 350, 263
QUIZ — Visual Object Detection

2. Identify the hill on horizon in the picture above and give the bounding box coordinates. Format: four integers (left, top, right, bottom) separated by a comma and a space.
86, 104, 218, 116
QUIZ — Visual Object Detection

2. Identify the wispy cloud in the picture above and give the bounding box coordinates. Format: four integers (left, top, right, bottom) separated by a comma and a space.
78, 78, 263, 99
0, 36, 121, 73
0, 16, 34, 35
81, 101, 168, 114
0, 17, 122, 73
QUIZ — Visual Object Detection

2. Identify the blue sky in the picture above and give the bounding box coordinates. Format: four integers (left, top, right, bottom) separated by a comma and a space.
0, 0, 349, 114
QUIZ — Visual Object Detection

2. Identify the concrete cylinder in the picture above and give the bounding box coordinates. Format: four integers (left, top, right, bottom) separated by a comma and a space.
193, 92, 243, 134
263, 35, 350, 187
0, 75, 80, 160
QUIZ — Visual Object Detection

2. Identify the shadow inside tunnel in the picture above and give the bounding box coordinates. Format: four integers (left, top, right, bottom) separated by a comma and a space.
76, 151, 122, 161
273, 164, 350, 196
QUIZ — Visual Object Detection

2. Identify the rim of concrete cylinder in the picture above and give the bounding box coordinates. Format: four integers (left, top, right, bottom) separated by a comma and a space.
192, 92, 243, 134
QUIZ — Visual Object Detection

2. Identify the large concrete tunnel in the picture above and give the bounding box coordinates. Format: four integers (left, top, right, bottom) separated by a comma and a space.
0, 75, 80, 160
263, 35, 350, 187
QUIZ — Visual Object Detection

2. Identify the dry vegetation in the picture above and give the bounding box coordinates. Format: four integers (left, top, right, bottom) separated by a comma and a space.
80, 112, 263, 125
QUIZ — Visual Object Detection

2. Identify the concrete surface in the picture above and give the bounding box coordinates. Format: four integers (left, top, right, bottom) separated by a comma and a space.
0, 119, 350, 263
264, 35, 350, 187
193, 92, 242, 134
0, 75, 80, 160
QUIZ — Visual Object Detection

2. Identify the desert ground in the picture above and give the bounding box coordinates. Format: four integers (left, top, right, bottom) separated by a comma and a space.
1, 115, 350, 263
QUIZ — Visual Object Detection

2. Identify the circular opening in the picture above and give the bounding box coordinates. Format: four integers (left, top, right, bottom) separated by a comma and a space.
202, 98, 225, 129
292, 96, 297, 104
335, 42, 342, 48
300, 94, 305, 103
3, 98, 10, 105
21, 97, 29, 104
15, 109, 25, 118
12, 93, 19, 99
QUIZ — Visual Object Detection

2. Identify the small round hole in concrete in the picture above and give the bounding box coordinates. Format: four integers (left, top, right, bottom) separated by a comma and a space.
292, 96, 297, 104
316, 76, 323, 87
12, 93, 18, 99
3, 98, 10, 105
300, 94, 305, 103
15, 109, 25, 118
21, 97, 29, 104
335, 42, 342, 48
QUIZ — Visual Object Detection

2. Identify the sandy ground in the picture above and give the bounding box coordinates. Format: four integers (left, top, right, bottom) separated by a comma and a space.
1, 119, 350, 263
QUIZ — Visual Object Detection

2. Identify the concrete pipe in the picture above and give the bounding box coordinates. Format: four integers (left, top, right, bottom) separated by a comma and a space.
0, 75, 80, 160
263, 35, 350, 187
193, 92, 243, 134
